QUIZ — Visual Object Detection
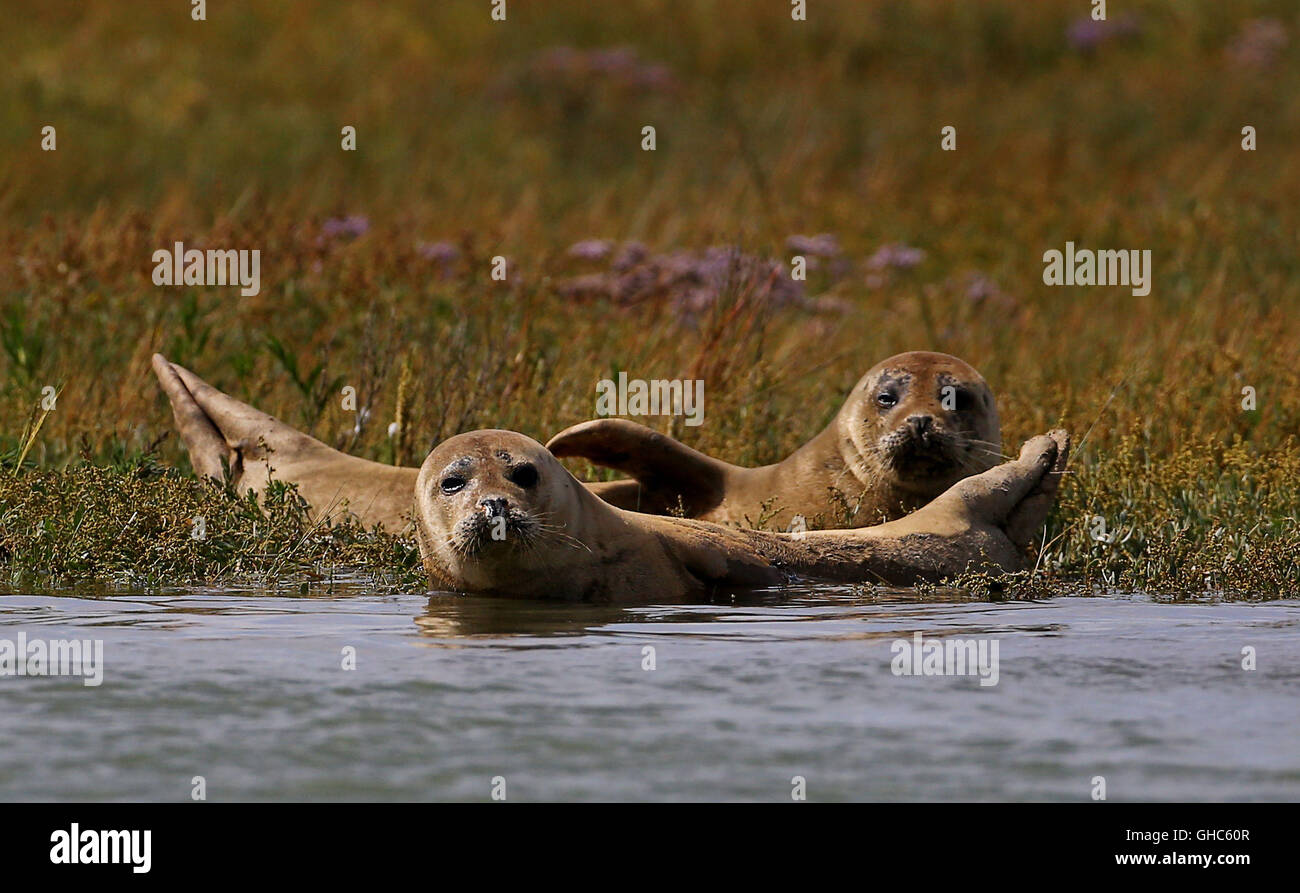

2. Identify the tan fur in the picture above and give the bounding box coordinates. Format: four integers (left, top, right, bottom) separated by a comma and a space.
547, 351, 1001, 529
152, 354, 417, 532
415, 428, 1069, 602
154, 352, 998, 533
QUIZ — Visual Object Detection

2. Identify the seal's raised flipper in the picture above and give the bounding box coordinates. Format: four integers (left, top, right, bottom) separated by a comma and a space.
151, 354, 231, 481
888, 428, 1069, 572
546, 419, 732, 517
151, 354, 418, 531
160, 356, 334, 468
788, 428, 1073, 582
926, 429, 1068, 527
1002, 428, 1070, 553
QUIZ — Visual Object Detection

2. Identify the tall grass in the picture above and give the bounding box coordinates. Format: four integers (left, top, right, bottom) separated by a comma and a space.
2, 0, 1298, 594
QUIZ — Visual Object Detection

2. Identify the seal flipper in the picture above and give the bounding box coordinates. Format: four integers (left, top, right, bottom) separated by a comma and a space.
920, 429, 1068, 529
151, 354, 419, 531
1002, 429, 1070, 553
649, 519, 789, 594
161, 356, 329, 463
546, 419, 732, 518
900, 428, 1070, 570
151, 353, 235, 481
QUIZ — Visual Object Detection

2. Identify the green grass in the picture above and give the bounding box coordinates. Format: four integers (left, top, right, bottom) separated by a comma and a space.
2, 0, 1299, 595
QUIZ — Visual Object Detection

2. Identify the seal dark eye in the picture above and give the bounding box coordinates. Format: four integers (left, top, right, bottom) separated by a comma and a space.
876, 392, 898, 408
440, 476, 466, 495
952, 389, 975, 412
507, 463, 538, 489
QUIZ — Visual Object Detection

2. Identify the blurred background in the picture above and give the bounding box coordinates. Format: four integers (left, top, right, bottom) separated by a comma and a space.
2, 0, 1298, 588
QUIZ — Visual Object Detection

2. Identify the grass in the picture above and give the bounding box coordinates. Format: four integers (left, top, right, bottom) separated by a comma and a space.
2, 0, 1299, 595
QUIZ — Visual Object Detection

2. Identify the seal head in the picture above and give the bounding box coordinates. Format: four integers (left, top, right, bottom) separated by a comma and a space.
837, 351, 1001, 499
416, 430, 598, 593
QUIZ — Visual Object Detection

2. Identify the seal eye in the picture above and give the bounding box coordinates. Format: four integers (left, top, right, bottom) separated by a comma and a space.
952, 389, 975, 412
876, 392, 898, 408
508, 463, 538, 489
440, 476, 466, 495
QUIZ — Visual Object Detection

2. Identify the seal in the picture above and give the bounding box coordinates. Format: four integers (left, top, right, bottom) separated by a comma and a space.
546, 351, 1002, 529
152, 354, 418, 531
151, 351, 998, 533
415, 427, 1070, 602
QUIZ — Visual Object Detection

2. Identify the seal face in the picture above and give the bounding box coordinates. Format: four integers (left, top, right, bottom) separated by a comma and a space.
415, 430, 598, 594
838, 351, 1001, 500
434, 448, 546, 558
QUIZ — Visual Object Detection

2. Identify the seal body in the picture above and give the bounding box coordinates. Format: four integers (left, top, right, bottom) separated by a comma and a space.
416, 428, 1069, 602
547, 351, 1002, 529
153, 351, 999, 535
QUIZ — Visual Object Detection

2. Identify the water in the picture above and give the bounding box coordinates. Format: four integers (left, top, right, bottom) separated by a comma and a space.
2, 585, 1297, 801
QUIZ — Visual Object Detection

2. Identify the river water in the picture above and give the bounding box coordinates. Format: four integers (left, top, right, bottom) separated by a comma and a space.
1, 585, 1297, 801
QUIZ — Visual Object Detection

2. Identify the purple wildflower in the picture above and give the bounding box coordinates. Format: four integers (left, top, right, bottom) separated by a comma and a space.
319, 215, 370, 242
567, 239, 613, 260
1067, 19, 1108, 53
866, 243, 926, 271
527, 46, 677, 93
416, 240, 460, 263
785, 233, 841, 258
1067, 13, 1143, 54
1226, 18, 1288, 70
611, 241, 648, 272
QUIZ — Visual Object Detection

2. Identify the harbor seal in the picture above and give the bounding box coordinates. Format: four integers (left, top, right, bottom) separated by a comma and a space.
546, 351, 1001, 529
415, 427, 1069, 601
151, 351, 998, 534
152, 354, 418, 531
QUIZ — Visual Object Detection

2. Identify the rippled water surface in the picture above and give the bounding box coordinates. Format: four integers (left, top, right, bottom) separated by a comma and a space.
2, 585, 1297, 801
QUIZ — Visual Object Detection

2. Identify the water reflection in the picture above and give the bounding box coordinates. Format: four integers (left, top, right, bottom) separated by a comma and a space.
410, 583, 1056, 641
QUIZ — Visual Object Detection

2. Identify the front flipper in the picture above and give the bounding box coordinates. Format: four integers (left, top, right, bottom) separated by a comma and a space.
546, 419, 732, 518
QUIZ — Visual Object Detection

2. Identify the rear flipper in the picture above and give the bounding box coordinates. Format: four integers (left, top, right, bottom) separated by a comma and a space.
151, 353, 233, 482
150, 354, 418, 531
546, 419, 731, 518
1002, 429, 1070, 553
772, 430, 1072, 585
919, 428, 1071, 563
159, 355, 331, 470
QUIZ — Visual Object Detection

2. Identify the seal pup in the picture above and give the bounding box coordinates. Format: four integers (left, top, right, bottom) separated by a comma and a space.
152, 354, 418, 531
415, 427, 1069, 602
546, 351, 1002, 529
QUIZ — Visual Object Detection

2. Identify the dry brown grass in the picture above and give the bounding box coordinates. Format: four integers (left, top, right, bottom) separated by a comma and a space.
2, 0, 1298, 593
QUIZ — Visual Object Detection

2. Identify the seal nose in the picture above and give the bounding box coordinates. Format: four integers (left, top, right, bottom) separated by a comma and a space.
479, 496, 509, 518
907, 415, 934, 441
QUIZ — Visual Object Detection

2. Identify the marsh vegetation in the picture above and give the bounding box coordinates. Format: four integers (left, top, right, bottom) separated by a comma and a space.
2, 0, 1297, 595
